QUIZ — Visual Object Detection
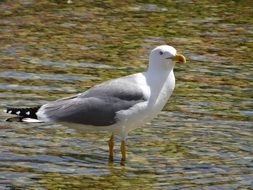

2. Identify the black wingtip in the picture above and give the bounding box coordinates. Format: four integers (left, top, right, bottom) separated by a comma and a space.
4, 106, 41, 120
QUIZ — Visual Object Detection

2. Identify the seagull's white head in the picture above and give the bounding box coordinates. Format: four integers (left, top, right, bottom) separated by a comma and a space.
148, 45, 186, 72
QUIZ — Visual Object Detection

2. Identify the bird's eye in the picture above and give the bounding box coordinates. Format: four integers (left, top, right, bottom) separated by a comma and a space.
159, 51, 163, 55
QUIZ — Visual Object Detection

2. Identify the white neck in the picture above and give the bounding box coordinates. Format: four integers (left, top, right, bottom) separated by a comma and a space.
146, 59, 174, 81
145, 59, 175, 104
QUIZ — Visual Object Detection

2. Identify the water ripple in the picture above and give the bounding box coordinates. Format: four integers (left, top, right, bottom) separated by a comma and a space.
0, 70, 98, 82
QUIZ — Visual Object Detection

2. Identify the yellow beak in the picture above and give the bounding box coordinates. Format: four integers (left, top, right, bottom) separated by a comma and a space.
171, 54, 186, 63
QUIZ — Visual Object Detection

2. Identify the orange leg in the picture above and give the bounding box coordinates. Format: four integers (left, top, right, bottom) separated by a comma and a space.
120, 140, 126, 162
108, 134, 114, 161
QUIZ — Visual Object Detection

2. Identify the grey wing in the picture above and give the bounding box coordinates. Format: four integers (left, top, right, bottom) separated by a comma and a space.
38, 76, 147, 126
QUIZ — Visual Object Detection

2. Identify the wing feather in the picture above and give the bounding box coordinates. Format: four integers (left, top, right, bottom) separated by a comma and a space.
37, 75, 147, 126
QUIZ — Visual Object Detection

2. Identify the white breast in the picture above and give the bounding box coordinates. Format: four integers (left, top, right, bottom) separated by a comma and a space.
115, 71, 175, 136
147, 71, 175, 118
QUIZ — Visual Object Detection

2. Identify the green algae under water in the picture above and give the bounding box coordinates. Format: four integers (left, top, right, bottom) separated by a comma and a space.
0, 0, 252, 189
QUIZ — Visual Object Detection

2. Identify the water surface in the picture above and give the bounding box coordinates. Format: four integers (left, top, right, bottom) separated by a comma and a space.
0, 0, 252, 189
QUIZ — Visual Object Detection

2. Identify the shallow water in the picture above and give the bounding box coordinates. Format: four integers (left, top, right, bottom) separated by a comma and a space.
0, 0, 252, 189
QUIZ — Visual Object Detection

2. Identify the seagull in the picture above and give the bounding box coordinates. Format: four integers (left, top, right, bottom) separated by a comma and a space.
5, 45, 186, 163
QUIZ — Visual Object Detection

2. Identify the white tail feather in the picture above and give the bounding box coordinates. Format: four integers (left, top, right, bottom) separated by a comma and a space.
22, 118, 43, 123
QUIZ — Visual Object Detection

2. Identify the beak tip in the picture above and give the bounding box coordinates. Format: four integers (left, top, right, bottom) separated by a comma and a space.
172, 54, 186, 63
